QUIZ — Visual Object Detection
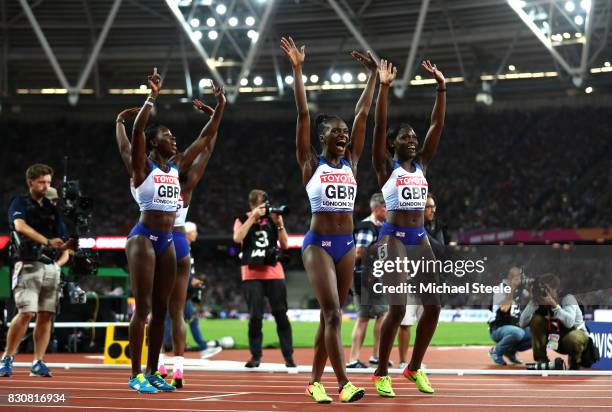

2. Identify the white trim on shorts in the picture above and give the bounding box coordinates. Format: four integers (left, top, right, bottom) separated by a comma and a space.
400, 304, 423, 326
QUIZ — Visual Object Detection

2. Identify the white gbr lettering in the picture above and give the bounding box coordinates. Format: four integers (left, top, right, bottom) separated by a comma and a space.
320, 173, 356, 210
152, 170, 180, 207
396, 175, 428, 209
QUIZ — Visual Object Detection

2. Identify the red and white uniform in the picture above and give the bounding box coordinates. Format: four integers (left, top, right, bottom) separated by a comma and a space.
132, 161, 181, 212
382, 161, 428, 211
306, 156, 357, 213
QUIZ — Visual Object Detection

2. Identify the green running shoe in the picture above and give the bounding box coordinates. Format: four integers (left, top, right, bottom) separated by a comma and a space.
372, 375, 396, 397
305, 381, 332, 403
339, 381, 365, 403
403, 368, 434, 394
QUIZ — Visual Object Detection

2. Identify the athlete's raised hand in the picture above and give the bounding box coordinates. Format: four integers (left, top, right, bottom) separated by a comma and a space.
280, 36, 305, 68
352, 50, 377, 73
116, 107, 140, 176
420, 60, 446, 168
282, 35, 315, 181
422, 60, 445, 85
213, 85, 226, 106
133, 67, 162, 184
147, 67, 163, 96
379, 59, 397, 85
117, 107, 140, 123
192, 99, 215, 116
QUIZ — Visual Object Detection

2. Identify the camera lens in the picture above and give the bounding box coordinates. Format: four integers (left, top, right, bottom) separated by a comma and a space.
270, 205, 290, 216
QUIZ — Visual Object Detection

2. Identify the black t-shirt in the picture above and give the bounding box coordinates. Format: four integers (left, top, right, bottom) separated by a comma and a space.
488, 279, 523, 329
425, 219, 447, 259
8, 194, 66, 239
238, 214, 279, 266
352, 217, 381, 296
490, 303, 521, 329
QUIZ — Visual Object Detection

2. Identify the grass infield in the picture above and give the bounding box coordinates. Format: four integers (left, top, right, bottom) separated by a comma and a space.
187, 319, 491, 349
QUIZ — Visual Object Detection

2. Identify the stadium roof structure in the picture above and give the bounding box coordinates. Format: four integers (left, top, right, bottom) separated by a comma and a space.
1, 0, 611, 110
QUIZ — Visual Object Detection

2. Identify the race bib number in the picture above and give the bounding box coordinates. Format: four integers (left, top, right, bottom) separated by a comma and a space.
320, 173, 357, 210
152, 174, 180, 207
396, 175, 428, 209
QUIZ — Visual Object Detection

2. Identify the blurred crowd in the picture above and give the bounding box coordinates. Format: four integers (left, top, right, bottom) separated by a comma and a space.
2, 107, 611, 314
2, 107, 610, 238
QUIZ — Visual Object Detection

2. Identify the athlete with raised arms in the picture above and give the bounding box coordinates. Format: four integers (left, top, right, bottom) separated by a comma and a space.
281, 36, 377, 403
370, 59, 446, 397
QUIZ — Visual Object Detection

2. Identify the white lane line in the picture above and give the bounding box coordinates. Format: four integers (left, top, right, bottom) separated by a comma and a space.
3, 387, 612, 401
112, 399, 612, 409
5, 378, 612, 389
1, 406, 284, 412
3, 403, 610, 411
182, 392, 251, 401
2, 382, 612, 393
0, 386, 241, 394
64, 393, 612, 401
36, 370, 612, 382
223, 393, 612, 400
52, 377, 610, 387
7, 391, 612, 402
3, 390, 611, 409
39, 369, 612, 382
12, 363, 612, 377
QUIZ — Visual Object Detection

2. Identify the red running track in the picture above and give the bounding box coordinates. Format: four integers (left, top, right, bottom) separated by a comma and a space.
1, 369, 612, 411
0, 348, 610, 411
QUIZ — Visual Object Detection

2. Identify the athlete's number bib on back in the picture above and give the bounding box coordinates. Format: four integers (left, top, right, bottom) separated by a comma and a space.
396, 175, 428, 210
320, 173, 356, 211
152, 174, 180, 207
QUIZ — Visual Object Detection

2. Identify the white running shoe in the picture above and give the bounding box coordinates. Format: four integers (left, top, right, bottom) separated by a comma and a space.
200, 346, 222, 359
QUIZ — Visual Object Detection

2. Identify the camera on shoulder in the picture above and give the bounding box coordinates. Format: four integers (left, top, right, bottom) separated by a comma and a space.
59, 160, 98, 277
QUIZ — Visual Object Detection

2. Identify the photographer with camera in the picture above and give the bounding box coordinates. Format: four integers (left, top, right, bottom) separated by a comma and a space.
519, 274, 589, 370
0, 164, 72, 378
487, 267, 532, 366
233, 189, 295, 368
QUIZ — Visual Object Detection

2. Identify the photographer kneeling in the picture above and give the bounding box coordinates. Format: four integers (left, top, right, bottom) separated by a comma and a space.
488, 267, 532, 365
233, 189, 295, 368
519, 274, 589, 370
1, 164, 72, 378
